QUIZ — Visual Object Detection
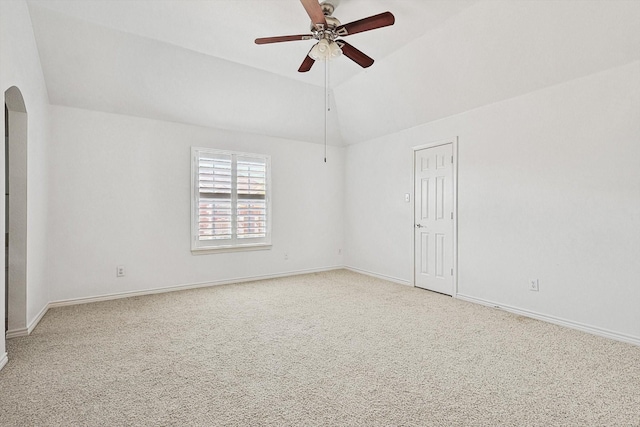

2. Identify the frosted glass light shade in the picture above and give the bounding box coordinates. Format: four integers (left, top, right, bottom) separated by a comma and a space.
309, 40, 342, 61
329, 41, 342, 58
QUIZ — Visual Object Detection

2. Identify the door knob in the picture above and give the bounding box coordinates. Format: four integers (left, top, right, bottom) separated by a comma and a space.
415, 224, 425, 228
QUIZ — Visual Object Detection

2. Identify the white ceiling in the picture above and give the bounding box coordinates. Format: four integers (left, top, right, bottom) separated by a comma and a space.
25, 0, 640, 145
27, 0, 476, 87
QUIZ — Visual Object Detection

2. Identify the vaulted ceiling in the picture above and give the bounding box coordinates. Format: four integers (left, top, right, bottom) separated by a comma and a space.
26, 0, 640, 145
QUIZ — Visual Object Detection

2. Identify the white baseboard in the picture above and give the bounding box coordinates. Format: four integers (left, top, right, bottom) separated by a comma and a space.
456, 293, 640, 347
5, 303, 50, 339
5, 328, 28, 339
28, 303, 49, 334
343, 266, 411, 286
0, 352, 7, 371
48, 265, 344, 308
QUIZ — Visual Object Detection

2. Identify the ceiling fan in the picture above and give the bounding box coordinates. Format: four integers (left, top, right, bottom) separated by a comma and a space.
255, 0, 395, 72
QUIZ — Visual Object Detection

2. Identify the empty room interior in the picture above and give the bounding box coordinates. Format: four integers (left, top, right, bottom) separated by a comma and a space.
1, 0, 639, 425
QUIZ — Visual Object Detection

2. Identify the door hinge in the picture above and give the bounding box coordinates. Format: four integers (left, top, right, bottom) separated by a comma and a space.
451, 268, 454, 276
451, 212, 453, 219
451, 155, 453, 164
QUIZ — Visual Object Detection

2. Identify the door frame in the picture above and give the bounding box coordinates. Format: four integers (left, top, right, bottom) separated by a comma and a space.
4, 86, 28, 338
412, 137, 459, 296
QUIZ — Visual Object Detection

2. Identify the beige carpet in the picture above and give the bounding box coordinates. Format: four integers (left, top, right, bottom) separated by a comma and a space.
1, 270, 639, 426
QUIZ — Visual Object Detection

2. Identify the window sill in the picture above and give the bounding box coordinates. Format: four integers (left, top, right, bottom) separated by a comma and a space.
191, 243, 272, 255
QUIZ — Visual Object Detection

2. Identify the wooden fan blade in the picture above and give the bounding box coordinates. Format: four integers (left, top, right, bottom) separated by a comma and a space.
255, 34, 314, 45
298, 49, 316, 72
336, 41, 374, 68
336, 12, 395, 37
300, 0, 328, 30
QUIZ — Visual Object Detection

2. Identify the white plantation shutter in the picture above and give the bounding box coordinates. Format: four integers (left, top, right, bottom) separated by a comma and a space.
236, 157, 267, 239
192, 148, 271, 251
198, 153, 233, 241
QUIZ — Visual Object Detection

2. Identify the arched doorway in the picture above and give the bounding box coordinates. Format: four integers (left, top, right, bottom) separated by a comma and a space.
4, 86, 28, 337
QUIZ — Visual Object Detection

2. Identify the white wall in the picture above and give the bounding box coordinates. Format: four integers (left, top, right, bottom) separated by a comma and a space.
344, 61, 640, 342
0, 0, 51, 355
47, 105, 344, 301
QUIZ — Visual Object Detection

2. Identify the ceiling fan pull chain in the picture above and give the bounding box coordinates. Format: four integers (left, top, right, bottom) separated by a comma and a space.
327, 57, 331, 113
324, 58, 328, 163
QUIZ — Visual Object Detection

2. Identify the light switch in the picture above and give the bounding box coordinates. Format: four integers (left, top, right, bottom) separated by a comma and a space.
404, 193, 411, 203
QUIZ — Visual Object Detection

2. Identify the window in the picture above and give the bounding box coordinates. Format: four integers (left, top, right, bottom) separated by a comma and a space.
191, 147, 271, 252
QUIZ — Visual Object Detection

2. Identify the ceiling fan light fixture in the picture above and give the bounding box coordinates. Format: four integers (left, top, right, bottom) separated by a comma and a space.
309, 39, 342, 61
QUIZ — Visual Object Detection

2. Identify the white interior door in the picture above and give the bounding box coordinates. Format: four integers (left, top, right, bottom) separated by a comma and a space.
414, 143, 454, 295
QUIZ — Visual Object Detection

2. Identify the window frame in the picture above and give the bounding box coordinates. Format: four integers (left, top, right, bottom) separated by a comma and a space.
191, 147, 272, 254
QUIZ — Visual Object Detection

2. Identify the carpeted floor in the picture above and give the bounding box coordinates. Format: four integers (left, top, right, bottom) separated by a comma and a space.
1, 270, 639, 426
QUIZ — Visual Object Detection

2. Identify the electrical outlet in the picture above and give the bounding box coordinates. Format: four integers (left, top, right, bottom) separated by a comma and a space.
529, 279, 539, 292
338, 248, 342, 255
117, 265, 125, 277
284, 253, 289, 261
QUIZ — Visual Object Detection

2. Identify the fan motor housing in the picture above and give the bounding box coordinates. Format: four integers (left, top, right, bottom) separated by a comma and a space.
310, 2, 341, 32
